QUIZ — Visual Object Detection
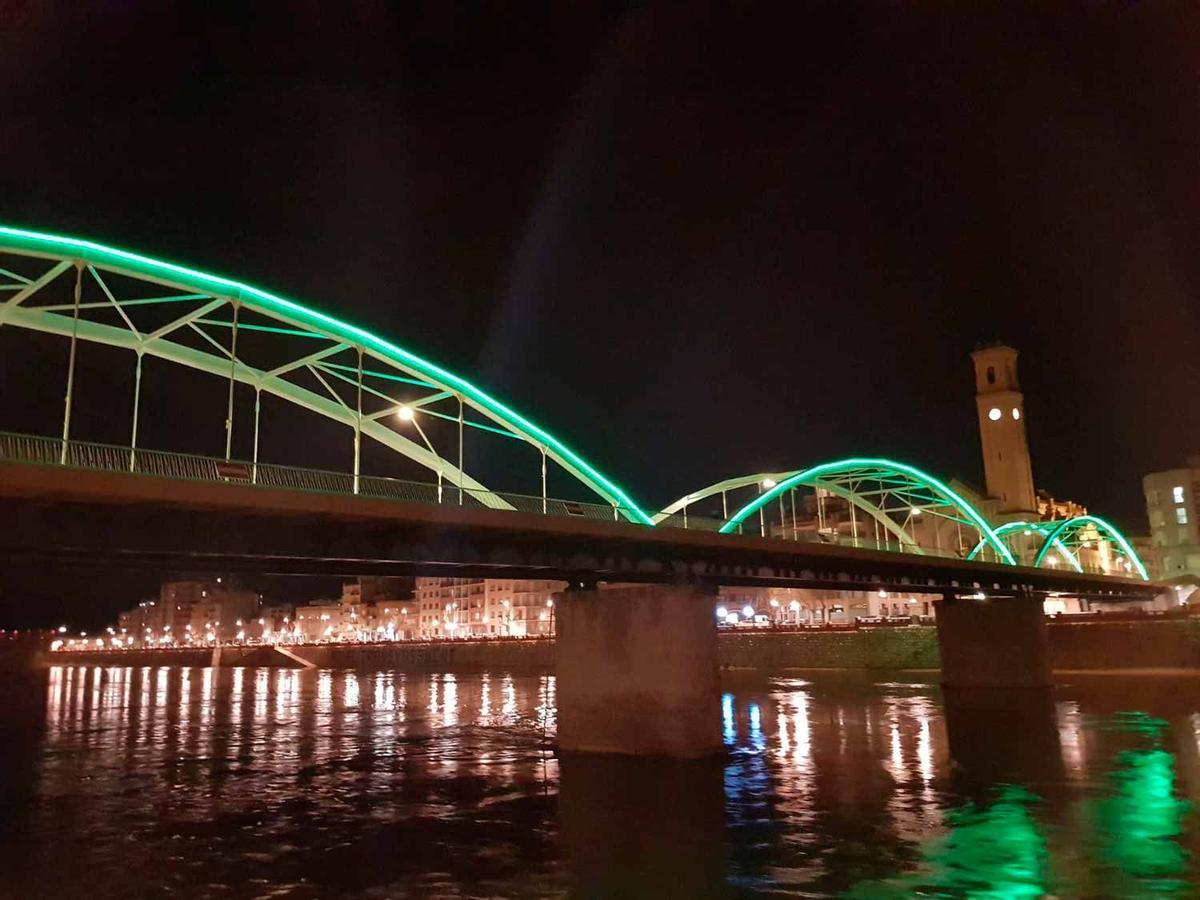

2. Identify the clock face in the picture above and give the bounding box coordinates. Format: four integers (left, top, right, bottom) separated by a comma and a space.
988, 407, 1002, 421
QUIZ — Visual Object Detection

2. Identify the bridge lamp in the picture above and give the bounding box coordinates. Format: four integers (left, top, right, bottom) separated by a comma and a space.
1046, 554, 1059, 567
910, 507, 923, 516
762, 478, 777, 489
741, 605, 754, 619
396, 405, 415, 422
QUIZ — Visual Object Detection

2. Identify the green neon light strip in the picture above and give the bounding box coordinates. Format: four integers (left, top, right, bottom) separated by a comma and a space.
418, 406, 524, 439
965, 521, 1083, 572
321, 360, 439, 390
196, 318, 329, 339
719, 457, 1017, 564
1032, 515, 1149, 580
0, 224, 654, 524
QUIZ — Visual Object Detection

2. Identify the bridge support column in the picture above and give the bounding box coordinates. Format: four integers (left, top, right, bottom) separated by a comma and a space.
555, 583, 722, 758
936, 591, 1052, 690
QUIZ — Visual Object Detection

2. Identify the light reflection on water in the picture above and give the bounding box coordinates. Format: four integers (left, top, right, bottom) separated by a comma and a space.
0, 667, 1197, 897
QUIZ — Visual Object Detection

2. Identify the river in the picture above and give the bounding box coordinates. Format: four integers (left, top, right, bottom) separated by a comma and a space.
0, 665, 1196, 897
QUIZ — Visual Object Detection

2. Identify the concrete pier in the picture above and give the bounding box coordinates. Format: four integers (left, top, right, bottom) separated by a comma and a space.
555, 584, 722, 758
936, 592, 1052, 689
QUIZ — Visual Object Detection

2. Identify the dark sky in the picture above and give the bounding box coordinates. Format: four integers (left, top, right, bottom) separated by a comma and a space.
2, 2, 1198, 626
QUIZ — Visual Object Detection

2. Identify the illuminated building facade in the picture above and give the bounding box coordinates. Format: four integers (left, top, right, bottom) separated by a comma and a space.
1144, 458, 1200, 582
414, 577, 564, 638
717, 586, 936, 624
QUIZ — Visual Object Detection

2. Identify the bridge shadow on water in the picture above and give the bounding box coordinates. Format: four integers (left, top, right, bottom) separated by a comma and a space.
560, 753, 726, 898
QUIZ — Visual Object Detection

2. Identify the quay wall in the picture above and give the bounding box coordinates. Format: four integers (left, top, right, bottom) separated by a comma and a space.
40, 619, 1200, 672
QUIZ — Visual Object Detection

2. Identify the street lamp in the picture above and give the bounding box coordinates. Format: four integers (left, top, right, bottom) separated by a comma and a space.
396, 405, 415, 421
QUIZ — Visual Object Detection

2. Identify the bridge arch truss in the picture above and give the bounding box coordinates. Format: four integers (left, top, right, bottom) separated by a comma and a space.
661, 459, 1015, 564
0, 225, 652, 523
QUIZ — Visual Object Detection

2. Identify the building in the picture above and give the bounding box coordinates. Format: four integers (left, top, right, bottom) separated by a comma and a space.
413, 577, 565, 638
1037, 490, 1087, 521
1144, 457, 1200, 582
291, 579, 418, 642
125, 578, 259, 645
970, 344, 1037, 517
717, 586, 936, 624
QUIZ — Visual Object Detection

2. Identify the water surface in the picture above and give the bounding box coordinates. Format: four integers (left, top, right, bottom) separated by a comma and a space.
1, 666, 1196, 897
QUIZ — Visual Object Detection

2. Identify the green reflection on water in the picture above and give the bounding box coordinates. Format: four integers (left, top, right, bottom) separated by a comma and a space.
845, 785, 1047, 899
847, 710, 1194, 898
1089, 711, 1191, 896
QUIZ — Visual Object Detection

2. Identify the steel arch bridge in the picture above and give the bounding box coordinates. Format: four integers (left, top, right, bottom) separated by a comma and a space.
657, 459, 1017, 565
964, 516, 1149, 580
0, 225, 653, 523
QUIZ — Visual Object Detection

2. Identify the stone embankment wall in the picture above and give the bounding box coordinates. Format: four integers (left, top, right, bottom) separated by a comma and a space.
40, 619, 1200, 672
718, 628, 939, 670
1048, 619, 1200, 670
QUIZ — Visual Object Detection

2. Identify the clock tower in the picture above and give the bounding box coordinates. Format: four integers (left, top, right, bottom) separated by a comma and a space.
971, 345, 1037, 515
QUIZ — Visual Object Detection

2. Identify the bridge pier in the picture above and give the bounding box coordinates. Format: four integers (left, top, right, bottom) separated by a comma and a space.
555, 583, 722, 758
935, 590, 1052, 690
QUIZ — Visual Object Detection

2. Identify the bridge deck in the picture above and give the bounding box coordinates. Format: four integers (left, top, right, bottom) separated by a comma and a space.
0, 461, 1162, 601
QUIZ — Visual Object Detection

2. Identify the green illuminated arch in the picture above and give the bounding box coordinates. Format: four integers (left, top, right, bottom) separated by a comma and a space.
1032, 515, 1149, 580
718, 457, 1017, 564
0, 224, 653, 523
966, 521, 1083, 572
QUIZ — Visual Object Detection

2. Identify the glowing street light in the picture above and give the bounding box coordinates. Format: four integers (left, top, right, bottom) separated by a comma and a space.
762, 478, 777, 489
715, 606, 728, 619
396, 405, 415, 422
741, 605, 754, 619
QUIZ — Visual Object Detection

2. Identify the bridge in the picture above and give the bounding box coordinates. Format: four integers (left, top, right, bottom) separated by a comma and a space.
0, 225, 1165, 756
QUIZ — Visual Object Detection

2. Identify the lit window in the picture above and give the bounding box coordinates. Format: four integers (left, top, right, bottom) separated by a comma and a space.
1173, 486, 1185, 504
1177, 507, 1189, 525
988, 407, 1002, 421
1011, 408, 1021, 420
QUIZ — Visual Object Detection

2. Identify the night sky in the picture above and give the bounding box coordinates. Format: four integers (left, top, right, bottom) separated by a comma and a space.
2, 3, 1198, 626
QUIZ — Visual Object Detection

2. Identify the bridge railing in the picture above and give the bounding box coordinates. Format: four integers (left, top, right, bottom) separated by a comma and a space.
0, 432, 1142, 575
0, 431, 637, 523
